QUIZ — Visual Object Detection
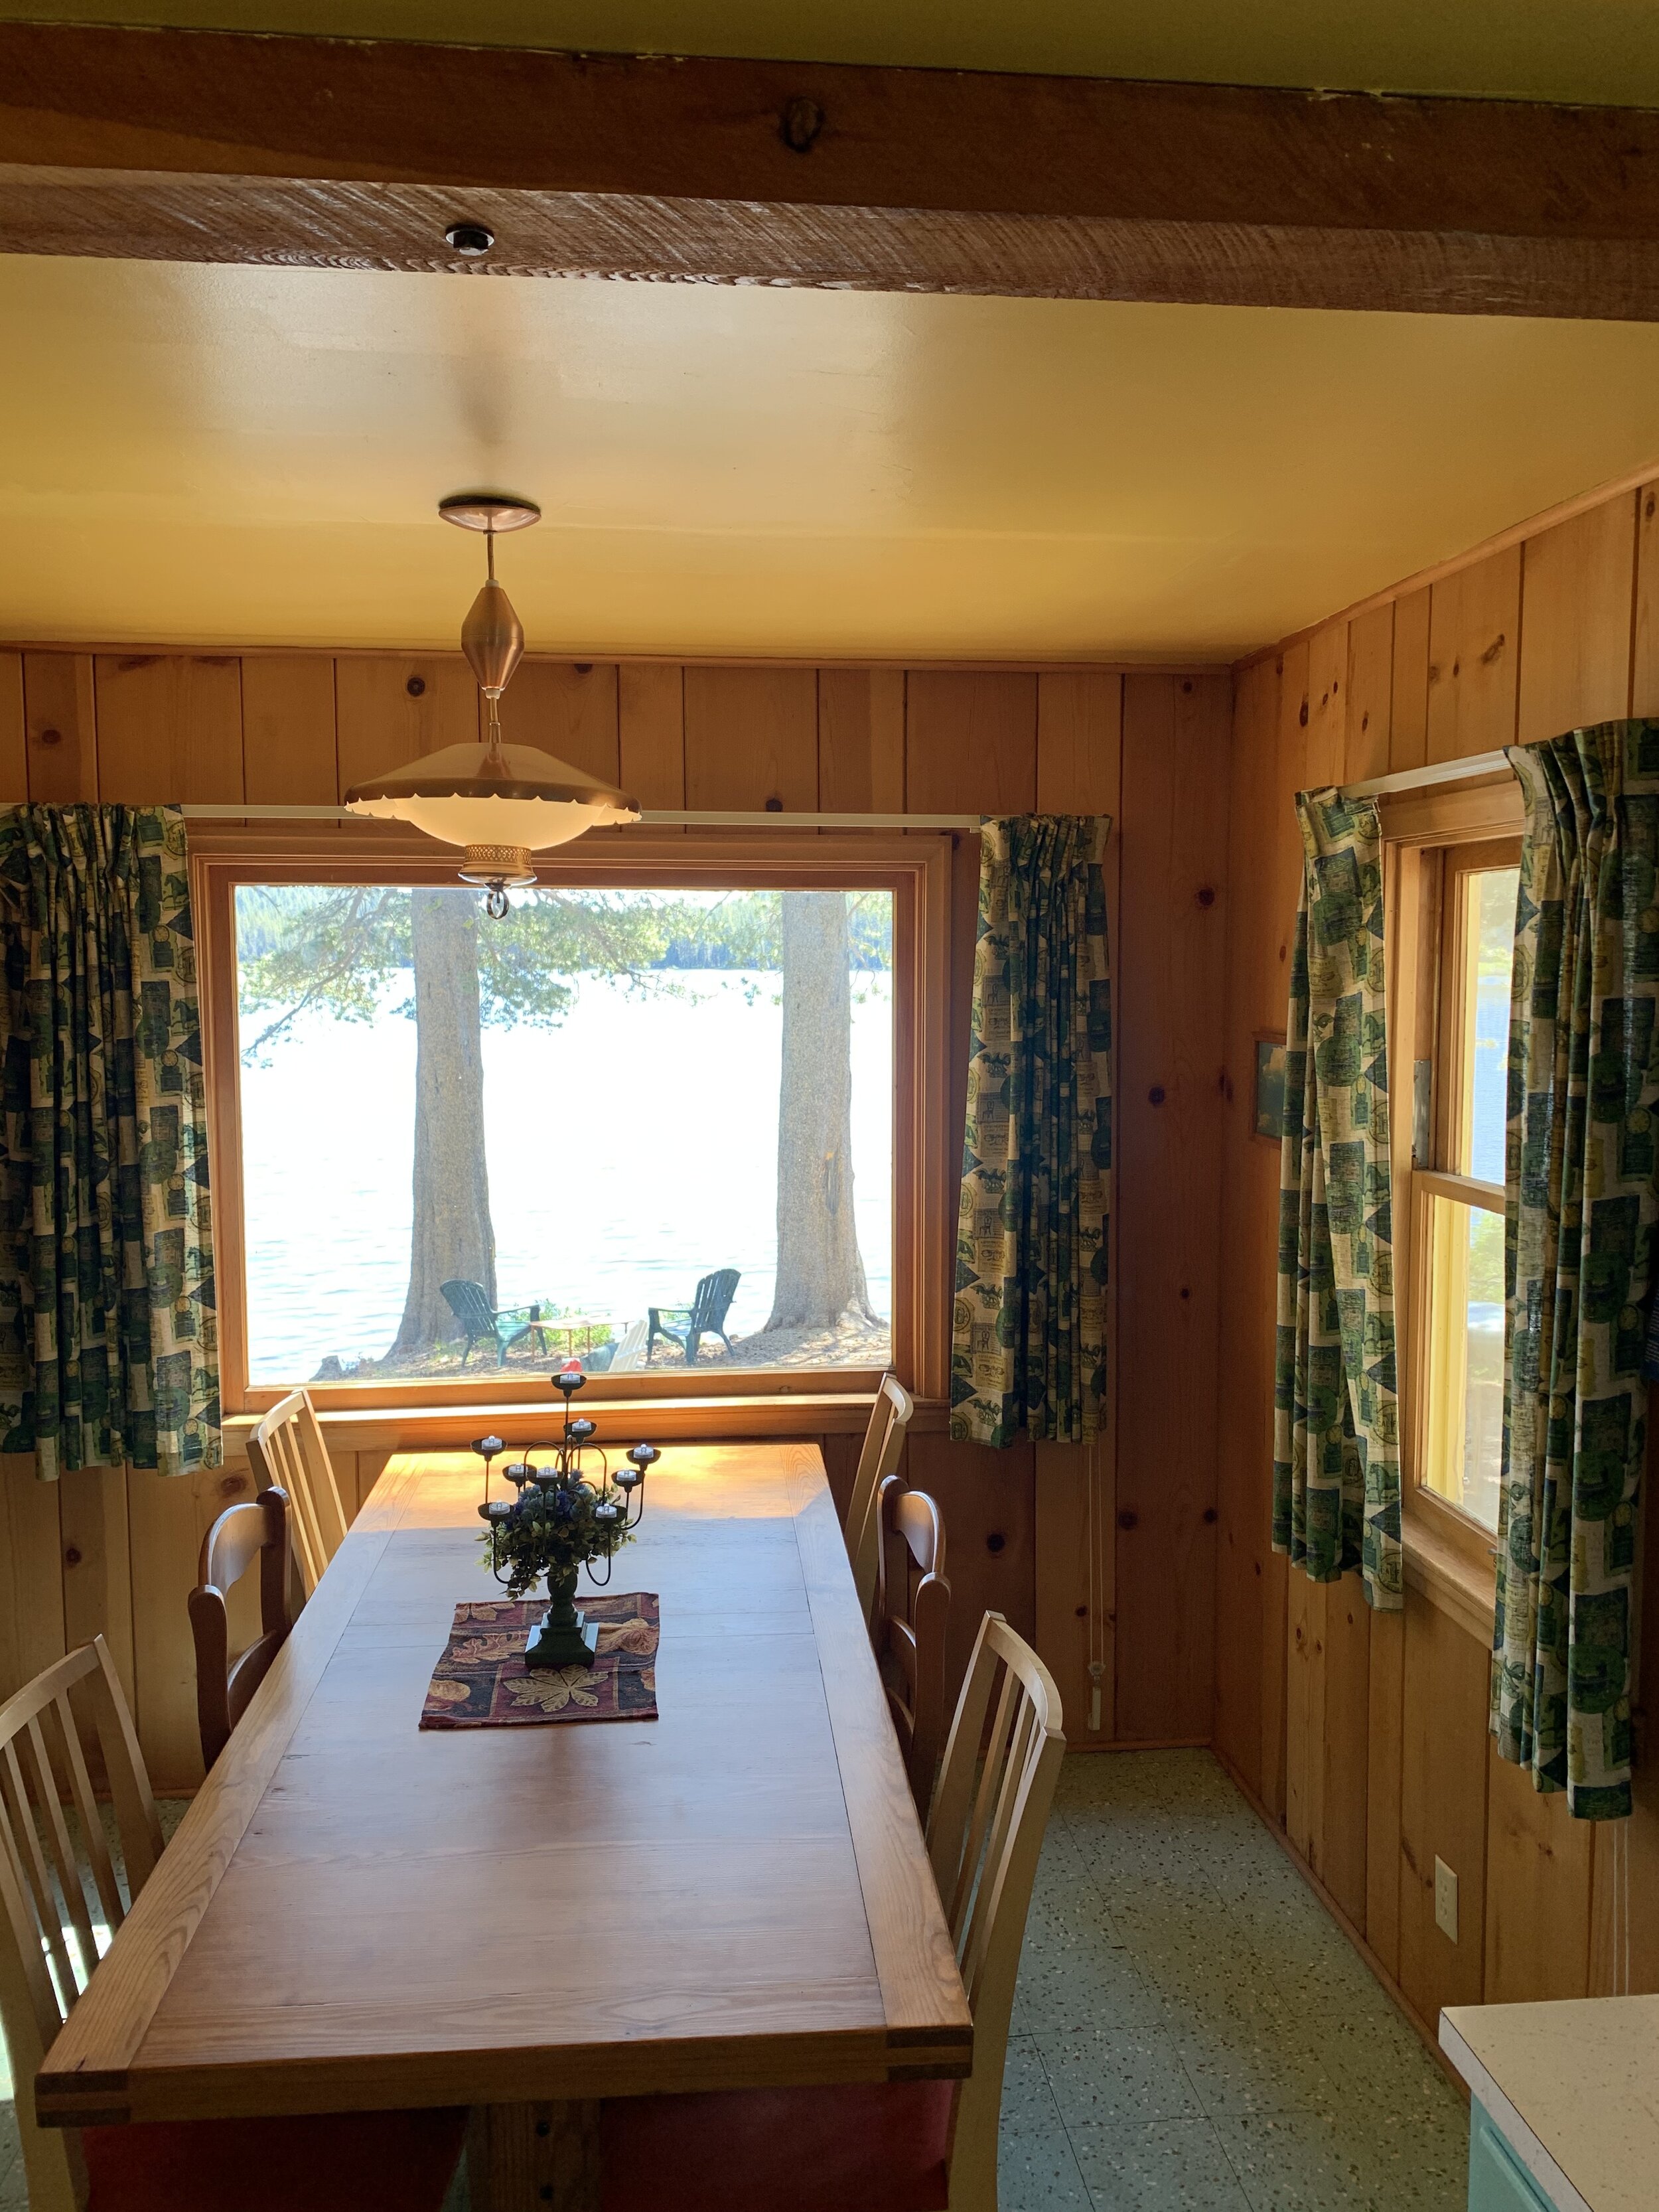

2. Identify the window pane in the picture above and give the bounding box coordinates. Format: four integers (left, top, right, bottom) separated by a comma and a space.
1461, 865, 1518, 1182
236, 884, 894, 1383
1422, 1194, 1503, 1534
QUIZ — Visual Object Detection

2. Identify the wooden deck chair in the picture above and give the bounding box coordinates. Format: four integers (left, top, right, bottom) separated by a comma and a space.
0, 1637, 465, 2212
189, 1487, 293, 1772
872, 1475, 951, 1818
843, 1372, 915, 1621
646, 1268, 741, 1365
247, 1386, 348, 1599
597, 1610, 1064, 2212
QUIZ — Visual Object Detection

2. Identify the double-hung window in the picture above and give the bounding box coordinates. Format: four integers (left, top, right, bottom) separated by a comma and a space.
1387, 778, 1523, 1606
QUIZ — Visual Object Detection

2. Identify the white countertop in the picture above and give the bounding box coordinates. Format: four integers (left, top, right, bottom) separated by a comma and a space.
1441, 1996, 1659, 2212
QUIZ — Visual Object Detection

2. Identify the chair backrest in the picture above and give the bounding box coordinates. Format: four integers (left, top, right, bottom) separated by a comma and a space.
441, 1278, 495, 1335
928, 1613, 1064, 2212
0, 1636, 164, 2212
691, 1268, 741, 1327
189, 1487, 293, 1773
844, 1372, 915, 1619
872, 1476, 951, 1818
247, 1386, 348, 1599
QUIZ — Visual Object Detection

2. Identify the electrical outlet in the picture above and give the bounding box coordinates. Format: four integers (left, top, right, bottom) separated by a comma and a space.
1434, 1857, 1459, 1942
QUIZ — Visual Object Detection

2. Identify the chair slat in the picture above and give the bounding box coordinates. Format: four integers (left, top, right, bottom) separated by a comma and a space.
50, 1689, 124, 1931
949, 1664, 1020, 1935
249, 1389, 346, 1600
23, 1714, 98, 1982
0, 1796, 65, 2039
1, 1737, 76, 2006
922, 1611, 1066, 2212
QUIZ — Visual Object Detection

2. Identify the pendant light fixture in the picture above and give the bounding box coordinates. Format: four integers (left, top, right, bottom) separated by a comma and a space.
344, 493, 640, 915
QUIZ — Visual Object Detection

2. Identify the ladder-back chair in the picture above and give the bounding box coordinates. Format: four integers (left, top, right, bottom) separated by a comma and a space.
843, 1372, 915, 1621
598, 1610, 1064, 2212
189, 1487, 293, 1772
873, 1475, 951, 1818
0, 1636, 467, 2212
247, 1386, 349, 1599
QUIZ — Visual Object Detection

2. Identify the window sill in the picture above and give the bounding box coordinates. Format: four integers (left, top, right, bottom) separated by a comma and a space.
1404, 1511, 1496, 1646
222, 1390, 947, 1459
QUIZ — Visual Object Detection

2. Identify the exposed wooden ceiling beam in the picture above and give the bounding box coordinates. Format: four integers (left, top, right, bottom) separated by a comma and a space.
5, 23, 1659, 317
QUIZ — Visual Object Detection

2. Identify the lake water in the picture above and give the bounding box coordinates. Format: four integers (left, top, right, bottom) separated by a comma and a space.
240, 969, 894, 1382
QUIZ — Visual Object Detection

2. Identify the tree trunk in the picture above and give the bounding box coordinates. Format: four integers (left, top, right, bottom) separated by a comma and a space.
388, 887, 496, 1357
764, 891, 875, 1331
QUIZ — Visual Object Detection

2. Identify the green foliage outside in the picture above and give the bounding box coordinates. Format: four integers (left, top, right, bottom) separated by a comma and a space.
236, 885, 893, 1061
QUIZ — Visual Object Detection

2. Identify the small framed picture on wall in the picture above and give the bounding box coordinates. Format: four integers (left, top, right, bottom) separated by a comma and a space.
1254, 1035, 1287, 1145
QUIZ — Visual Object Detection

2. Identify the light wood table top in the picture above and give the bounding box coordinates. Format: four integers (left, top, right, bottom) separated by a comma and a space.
38, 1443, 971, 2128
1442, 1995, 1659, 2212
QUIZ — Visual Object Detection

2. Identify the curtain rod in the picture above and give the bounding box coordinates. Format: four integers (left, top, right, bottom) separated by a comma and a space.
173, 805, 983, 830
1338, 749, 1510, 800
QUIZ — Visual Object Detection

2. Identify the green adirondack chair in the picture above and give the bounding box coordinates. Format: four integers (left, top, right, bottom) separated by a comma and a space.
441, 1280, 549, 1368
646, 1270, 741, 1365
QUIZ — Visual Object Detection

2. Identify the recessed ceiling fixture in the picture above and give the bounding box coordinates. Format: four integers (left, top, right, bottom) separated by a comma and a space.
344, 494, 640, 915
444, 222, 495, 256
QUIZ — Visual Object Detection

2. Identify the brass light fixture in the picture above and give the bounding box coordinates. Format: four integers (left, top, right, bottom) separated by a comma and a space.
344, 494, 640, 915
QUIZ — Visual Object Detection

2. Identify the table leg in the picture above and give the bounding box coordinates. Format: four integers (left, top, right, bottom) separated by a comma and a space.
467, 2100, 600, 2212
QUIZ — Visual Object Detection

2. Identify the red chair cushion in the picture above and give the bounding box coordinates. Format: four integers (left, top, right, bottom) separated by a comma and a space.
599, 2078, 954, 2212
82, 2107, 468, 2212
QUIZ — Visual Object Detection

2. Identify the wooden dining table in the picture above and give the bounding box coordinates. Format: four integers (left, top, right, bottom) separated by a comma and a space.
36, 1441, 973, 2209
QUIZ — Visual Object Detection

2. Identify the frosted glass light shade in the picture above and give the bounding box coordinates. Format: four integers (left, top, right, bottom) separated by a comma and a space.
344, 740, 640, 854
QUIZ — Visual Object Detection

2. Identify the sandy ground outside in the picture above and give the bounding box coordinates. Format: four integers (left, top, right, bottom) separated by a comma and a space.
315, 1315, 891, 1383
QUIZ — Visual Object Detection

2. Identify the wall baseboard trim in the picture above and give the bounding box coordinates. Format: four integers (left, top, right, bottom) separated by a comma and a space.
1212, 1745, 1471, 2101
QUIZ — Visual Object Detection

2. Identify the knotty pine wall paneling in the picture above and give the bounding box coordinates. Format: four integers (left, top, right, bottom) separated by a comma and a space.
902, 670, 1041, 1708
23, 650, 97, 801
1219, 470, 1659, 2054
0, 646, 1216, 1787
1114, 674, 1230, 1743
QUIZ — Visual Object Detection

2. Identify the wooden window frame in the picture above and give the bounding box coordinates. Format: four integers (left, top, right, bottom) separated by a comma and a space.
193, 824, 956, 1420
1381, 774, 1522, 1637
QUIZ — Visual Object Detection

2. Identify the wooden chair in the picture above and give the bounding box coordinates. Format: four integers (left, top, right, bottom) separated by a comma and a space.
843, 1372, 916, 1621
0, 1637, 467, 2212
873, 1474, 951, 1817
247, 1386, 348, 1599
188, 1487, 293, 1772
646, 1267, 741, 1365
599, 1611, 1064, 2212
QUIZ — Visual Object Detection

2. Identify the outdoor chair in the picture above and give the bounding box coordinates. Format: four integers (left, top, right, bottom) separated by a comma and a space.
646, 1268, 741, 1365
441, 1279, 550, 1368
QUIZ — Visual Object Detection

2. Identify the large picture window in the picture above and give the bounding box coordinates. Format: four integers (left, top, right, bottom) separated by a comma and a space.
235, 883, 893, 1385
195, 831, 952, 1413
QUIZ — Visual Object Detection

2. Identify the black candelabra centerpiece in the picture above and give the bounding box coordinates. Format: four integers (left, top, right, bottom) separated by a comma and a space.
474, 1362, 660, 1669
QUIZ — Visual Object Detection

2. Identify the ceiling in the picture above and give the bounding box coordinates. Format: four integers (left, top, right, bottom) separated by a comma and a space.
7, 0, 1659, 106
5, 255, 1659, 662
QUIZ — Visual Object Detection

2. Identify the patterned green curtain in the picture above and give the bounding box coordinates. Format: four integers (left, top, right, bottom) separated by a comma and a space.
950, 815, 1111, 1447
1494, 725, 1659, 1821
0, 805, 218, 1481
1273, 792, 1402, 1609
